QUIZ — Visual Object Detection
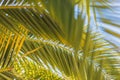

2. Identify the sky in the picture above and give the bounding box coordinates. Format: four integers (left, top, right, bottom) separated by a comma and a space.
96, 0, 120, 48
91, 0, 120, 49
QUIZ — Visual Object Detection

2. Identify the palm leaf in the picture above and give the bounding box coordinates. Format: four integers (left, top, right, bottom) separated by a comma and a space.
0, 0, 120, 80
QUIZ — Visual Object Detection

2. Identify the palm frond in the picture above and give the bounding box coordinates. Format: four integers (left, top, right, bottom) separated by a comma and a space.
20, 32, 119, 79
0, 25, 27, 68
13, 56, 64, 80
0, 0, 120, 80
90, 0, 120, 48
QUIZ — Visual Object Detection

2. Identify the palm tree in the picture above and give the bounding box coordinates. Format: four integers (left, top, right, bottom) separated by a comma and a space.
0, 0, 120, 80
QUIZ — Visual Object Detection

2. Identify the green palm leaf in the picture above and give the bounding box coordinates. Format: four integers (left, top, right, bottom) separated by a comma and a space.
0, 0, 120, 80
